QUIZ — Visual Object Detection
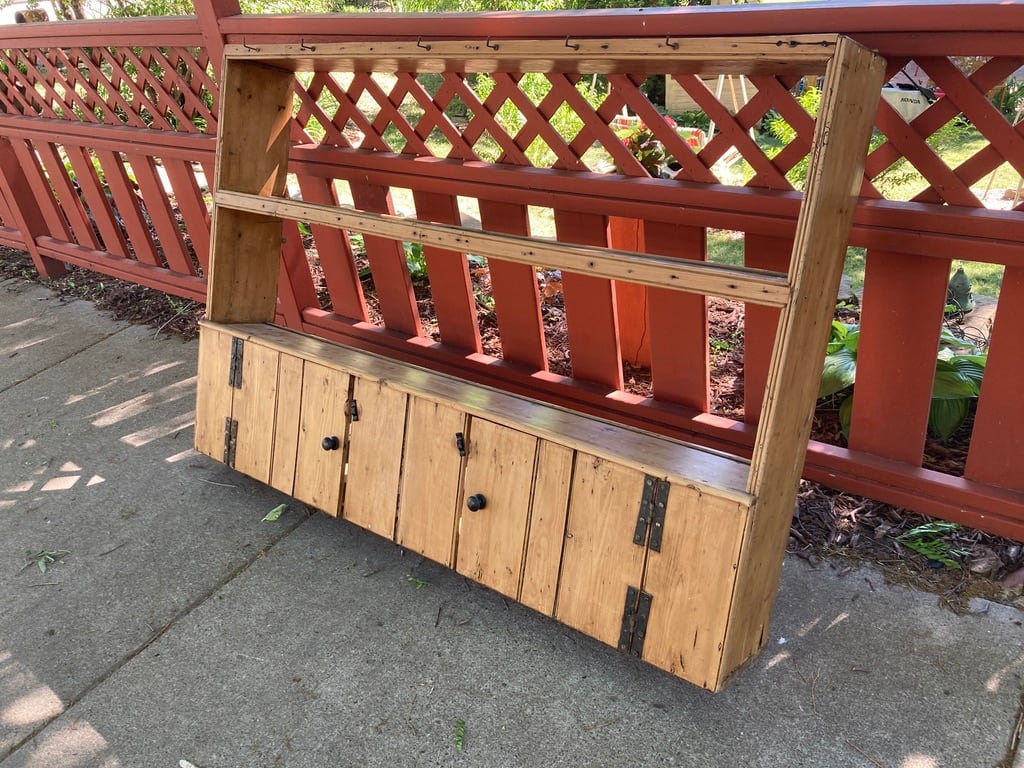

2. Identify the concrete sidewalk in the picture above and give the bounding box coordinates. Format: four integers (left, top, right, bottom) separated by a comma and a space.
1, 276, 1021, 768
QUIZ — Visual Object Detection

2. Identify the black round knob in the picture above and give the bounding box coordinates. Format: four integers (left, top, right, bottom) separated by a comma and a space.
321, 436, 340, 451
466, 493, 487, 512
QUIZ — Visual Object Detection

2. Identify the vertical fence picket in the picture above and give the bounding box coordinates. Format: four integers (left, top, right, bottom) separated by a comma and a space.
65, 145, 129, 257
964, 265, 1024, 490
0, 138, 66, 278
35, 142, 99, 250
411, 190, 481, 352
295, 174, 367, 321
161, 158, 211, 273
94, 149, 161, 266
476, 199, 547, 371
848, 250, 951, 464
608, 217, 650, 368
644, 221, 710, 411
553, 209, 623, 390
126, 153, 197, 277
350, 182, 421, 336
743, 234, 790, 422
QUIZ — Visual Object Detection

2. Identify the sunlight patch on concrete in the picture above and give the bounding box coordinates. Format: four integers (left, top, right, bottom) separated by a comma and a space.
901, 754, 938, 768
88, 377, 197, 428
120, 412, 195, 448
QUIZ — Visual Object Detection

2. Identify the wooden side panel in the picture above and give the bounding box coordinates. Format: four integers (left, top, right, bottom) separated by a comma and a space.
270, 353, 303, 496
520, 441, 574, 616
293, 361, 350, 516
231, 340, 279, 485
734, 38, 886, 681
395, 398, 466, 566
457, 419, 538, 599
194, 327, 234, 460
343, 379, 408, 539
208, 59, 293, 323
555, 454, 647, 648
640, 491, 749, 692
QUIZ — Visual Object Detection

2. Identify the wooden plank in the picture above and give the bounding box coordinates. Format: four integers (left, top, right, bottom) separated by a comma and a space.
343, 378, 408, 539
292, 361, 350, 516
207, 58, 293, 323
213, 321, 753, 500
742, 234, 789, 423
554, 454, 648, 648
231, 339, 279, 485
411, 190, 482, 352
729, 37, 886, 679
456, 419, 537, 599
225, 35, 838, 76
216, 189, 792, 307
194, 326, 234, 461
395, 397, 466, 566
640, 491, 749, 692
476, 199, 547, 371
0, 137, 66, 278
519, 441, 574, 616
269, 353, 303, 496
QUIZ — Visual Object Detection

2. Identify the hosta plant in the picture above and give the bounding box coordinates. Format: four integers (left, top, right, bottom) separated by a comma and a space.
819, 321, 987, 440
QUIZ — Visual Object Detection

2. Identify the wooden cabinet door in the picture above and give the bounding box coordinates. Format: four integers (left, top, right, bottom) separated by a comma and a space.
343, 378, 408, 539
519, 441, 574, 616
292, 361, 351, 516
395, 397, 466, 566
555, 454, 648, 649
639, 491, 748, 690
230, 340, 280, 484
457, 419, 538, 599
194, 326, 234, 462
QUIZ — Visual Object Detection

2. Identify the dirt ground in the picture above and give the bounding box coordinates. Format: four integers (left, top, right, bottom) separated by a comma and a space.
2, 245, 1021, 613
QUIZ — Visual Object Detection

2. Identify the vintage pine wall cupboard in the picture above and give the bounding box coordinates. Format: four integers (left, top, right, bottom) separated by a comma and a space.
194, 35, 885, 691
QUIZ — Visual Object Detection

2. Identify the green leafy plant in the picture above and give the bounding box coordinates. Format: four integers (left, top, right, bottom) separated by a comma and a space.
404, 242, 428, 284
819, 320, 987, 440
23, 549, 70, 574
262, 504, 287, 522
895, 521, 969, 568
406, 574, 430, 590
454, 718, 466, 752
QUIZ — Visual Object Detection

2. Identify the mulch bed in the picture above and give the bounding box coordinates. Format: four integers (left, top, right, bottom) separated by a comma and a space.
3, 244, 1021, 613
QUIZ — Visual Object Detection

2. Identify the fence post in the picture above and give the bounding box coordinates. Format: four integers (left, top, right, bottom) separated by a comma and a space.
193, 0, 239, 77
0, 138, 67, 280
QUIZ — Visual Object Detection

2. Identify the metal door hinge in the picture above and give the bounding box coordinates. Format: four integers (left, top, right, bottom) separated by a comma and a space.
618, 585, 653, 658
223, 417, 238, 468
228, 337, 244, 389
633, 475, 670, 552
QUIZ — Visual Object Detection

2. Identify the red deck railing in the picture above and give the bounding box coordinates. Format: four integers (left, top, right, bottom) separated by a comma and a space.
1, 0, 1023, 541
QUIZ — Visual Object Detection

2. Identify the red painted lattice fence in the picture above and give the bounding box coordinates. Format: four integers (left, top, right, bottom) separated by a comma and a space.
1, 0, 1023, 541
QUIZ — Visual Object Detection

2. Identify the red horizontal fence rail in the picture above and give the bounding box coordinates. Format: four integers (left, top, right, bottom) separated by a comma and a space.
0, 0, 1023, 541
